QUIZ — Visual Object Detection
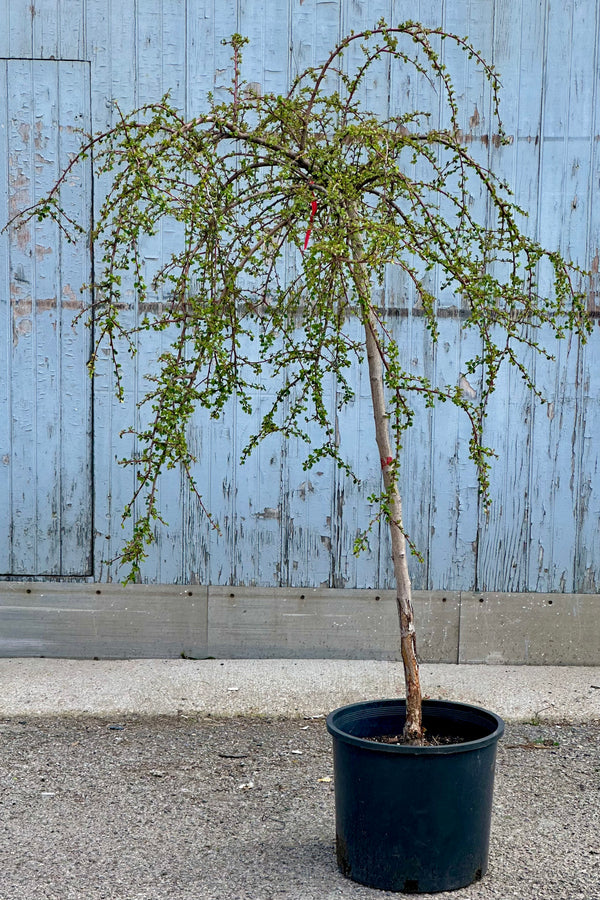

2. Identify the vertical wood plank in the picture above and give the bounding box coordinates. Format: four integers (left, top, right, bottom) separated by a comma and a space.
0, 61, 10, 571
0, 3, 9, 56
186, 0, 217, 116
1, 60, 92, 576
332, 315, 382, 589
6, 61, 39, 572
476, 0, 547, 592
58, 0, 87, 59
212, 0, 241, 102
4, 2, 34, 57
137, 0, 164, 104
2, 0, 599, 590
290, 0, 341, 81
159, 0, 187, 109
90, 0, 144, 580
574, 328, 600, 591
528, 331, 579, 592
32, 0, 60, 58
238, 0, 290, 97
427, 318, 479, 590
31, 61, 62, 572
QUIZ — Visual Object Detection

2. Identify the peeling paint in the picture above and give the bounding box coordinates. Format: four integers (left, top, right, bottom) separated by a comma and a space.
34, 119, 45, 151
254, 507, 281, 520
1, 58, 93, 577
35, 297, 59, 313
459, 374, 477, 399
15, 318, 32, 337
455, 130, 513, 147
296, 480, 314, 500
1, 14, 600, 590
62, 283, 85, 309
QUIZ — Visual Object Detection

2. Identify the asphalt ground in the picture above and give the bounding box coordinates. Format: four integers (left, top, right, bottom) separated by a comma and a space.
0, 660, 598, 899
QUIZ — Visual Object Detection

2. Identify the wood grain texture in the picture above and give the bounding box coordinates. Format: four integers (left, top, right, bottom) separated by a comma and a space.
0, 59, 92, 577
0, 0, 599, 594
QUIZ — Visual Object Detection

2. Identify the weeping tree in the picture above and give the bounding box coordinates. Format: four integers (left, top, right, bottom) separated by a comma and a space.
10, 21, 590, 742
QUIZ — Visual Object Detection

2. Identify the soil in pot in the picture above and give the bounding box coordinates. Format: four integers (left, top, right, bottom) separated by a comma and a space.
367, 730, 470, 746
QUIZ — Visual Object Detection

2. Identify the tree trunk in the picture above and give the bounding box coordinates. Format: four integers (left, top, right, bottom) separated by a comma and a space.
363, 310, 423, 743
346, 207, 423, 743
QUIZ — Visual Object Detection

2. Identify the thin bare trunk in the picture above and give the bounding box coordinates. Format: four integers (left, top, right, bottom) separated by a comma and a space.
363, 311, 423, 742
346, 207, 423, 743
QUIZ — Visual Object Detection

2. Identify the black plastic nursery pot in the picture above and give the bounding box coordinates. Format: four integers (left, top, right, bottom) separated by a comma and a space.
326, 698, 505, 894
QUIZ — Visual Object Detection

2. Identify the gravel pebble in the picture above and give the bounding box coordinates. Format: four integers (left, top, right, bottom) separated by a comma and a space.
0, 717, 598, 899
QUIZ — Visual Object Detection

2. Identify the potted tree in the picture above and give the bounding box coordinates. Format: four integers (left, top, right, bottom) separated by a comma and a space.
9, 21, 590, 893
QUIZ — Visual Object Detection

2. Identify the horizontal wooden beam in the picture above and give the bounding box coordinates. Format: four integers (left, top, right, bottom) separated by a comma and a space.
0, 583, 597, 665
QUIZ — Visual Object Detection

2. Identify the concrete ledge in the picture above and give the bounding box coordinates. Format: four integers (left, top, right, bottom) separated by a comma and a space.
208, 587, 459, 661
0, 658, 598, 722
459, 592, 600, 665
0, 583, 598, 665
0, 583, 208, 659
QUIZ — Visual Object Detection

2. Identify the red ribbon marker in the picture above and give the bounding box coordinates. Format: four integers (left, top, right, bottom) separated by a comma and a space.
381, 456, 394, 469
303, 183, 317, 253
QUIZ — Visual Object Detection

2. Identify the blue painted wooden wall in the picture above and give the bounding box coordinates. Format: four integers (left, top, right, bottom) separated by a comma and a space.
1, 0, 599, 592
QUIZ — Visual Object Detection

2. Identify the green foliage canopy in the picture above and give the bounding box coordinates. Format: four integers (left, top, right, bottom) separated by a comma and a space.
15, 21, 591, 580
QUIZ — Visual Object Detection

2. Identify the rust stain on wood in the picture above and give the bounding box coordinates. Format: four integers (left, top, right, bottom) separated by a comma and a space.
18, 122, 30, 144
62, 283, 85, 309
35, 244, 52, 260
455, 130, 513, 147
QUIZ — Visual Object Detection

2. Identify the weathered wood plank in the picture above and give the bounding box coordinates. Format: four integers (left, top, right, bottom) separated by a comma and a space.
476, 339, 534, 592
5, 60, 38, 572
527, 330, 580, 593
58, 0, 87, 60
1, 1, 33, 57
185, 0, 217, 117
32, 0, 60, 59
1, 60, 93, 576
32, 61, 63, 573
2, 0, 600, 593
0, 61, 10, 572
51, 60, 94, 574
428, 318, 479, 590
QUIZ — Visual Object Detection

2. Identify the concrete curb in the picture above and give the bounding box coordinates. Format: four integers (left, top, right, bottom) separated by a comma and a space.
0, 658, 599, 722
2, 584, 599, 666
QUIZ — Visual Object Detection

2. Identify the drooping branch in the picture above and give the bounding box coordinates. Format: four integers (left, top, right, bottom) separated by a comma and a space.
5, 21, 592, 741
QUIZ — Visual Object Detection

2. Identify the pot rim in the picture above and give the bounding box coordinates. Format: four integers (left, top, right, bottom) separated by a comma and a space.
326, 697, 505, 755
